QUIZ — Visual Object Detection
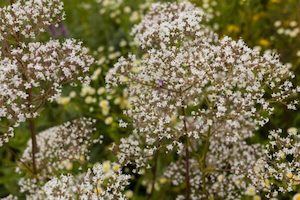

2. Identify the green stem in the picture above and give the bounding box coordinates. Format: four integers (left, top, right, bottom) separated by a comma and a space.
28, 90, 38, 174
29, 118, 37, 174
147, 150, 159, 200
184, 136, 190, 200
200, 127, 211, 196
181, 99, 190, 200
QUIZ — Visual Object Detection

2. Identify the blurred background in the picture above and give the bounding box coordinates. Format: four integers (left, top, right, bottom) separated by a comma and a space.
0, 0, 300, 199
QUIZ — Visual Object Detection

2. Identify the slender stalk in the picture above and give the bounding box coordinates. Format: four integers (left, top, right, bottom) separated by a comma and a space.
28, 90, 38, 174
184, 136, 190, 200
29, 118, 37, 174
147, 150, 159, 200
180, 94, 190, 200
200, 127, 211, 196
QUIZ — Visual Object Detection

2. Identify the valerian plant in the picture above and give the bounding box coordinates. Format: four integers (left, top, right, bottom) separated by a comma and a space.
0, 0, 93, 151
15, 118, 129, 200
106, 1, 299, 199
0, 1, 133, 199
1, 0, 300, 200
17, 118, 99, 198
36, 162, 130, 199
251, 128, 300, 198
0, 0, 93, 174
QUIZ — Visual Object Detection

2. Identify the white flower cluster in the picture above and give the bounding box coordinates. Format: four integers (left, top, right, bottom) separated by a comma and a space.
0, 0, 64, 41
0, 0, 94, 146
37, 162, 130, 200
17, 118, 99, 197
206, 139, 263, 199
106, 1, 299, 199
0, 195, 17, 200
251, 128, 300, 198
162, 139, 262, 200
132, 1, 216, 49
117, 134, 148, 170
107, 0, 298, 153
163, 159, 203, 200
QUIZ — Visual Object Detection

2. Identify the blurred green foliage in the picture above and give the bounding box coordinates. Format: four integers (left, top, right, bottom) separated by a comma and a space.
0, 0, 300, 199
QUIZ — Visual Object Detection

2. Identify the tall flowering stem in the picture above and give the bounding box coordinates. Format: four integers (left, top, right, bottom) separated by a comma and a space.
28, 117, 37, 174
180, 94, 191, 200
27, 88, 37, 174
200, 126, 211, 195
147, 150, 159, 200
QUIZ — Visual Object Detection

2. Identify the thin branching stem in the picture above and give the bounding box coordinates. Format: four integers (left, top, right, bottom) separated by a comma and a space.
147, 150, 160, 200
180, 90, 191, 200
28, 89, 38, 174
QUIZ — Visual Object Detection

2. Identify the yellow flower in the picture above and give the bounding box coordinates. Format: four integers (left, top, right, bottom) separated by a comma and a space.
234, 179, 241, 186
102, 107, 110, 116
119, 75, 129, 83
61, 160, 73, 170
217, 175, 224, 182
79, 155, 85, 162
120, 40, 127, 47
287, 172, 293, 179
293, 180, 300, 185
85, 96, 96, 104
114, 97, 121, 105
130, 11, 140, 22
125, 190, 133, 198
159, 177, 167, 184
253, 195, 261, 200
262, 179, 270, 189
102, 161, 111, 173
252, 12, 266, 22
294, 176, 300, 181
69, 91, 76, 98
105, 116, 113, 125
245, 185, 256, 196
112, 163, 120, 172
99, 100, 109, 109
56, 97, 70, 105
226, 24, 240, 33
94, 187, 102, 195
124, 6, 131, 13
258, 38, 270, 48
293, 193, 300, 200
131, 66, 140, 73
270, 0, 281, 3
288, 127, 298, 135
97, 87, 106, 95
120, 99, 130, 109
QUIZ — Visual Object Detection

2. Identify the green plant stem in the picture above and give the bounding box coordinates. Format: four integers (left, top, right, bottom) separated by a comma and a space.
147, 150, 159, 200
200, 127, 211, 196
28, 90, 38, 175
184, 136, 190, 200
181, 99, 190, 200
29, 118, 37, 174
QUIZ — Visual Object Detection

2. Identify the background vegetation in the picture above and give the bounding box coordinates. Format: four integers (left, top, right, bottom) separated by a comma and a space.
0, 0, 299, 199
